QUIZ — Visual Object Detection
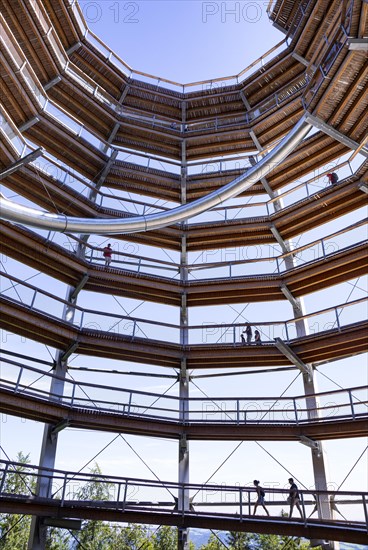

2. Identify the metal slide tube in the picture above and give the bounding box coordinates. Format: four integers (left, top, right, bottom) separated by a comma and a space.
0, 117, 311, 234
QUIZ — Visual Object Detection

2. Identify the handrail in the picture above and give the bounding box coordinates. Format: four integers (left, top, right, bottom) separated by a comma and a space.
1, 270, 367, 344
0, 14, 47, 110
57, 61, 306, 131
186, 222, 367, 275
1, 459, 367, 535
2, 459, 367, 498
1, 356, 367, 426
51, 218, 367, 279
27, 144, 350, 216
302, 0, 354, 109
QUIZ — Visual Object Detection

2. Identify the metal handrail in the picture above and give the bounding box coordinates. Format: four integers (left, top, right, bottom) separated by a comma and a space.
1, 270, 367, 344
1, 458, 367, 498
1, 355, 367, 426
57, 220, 367, 280
1, 459, 367, 530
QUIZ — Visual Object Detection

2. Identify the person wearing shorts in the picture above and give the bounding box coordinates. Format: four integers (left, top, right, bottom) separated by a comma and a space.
253, 480, 269, 516
288, 477, 304, 519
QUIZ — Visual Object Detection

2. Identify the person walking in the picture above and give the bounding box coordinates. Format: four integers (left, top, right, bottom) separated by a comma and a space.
103, 243, 113, 267
253, 480, 269, 516
288, 478, 304, 519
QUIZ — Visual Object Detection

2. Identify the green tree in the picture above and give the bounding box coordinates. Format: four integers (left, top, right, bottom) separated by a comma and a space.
45, 527, 71, 550
151, 525, 195, 550
75, 463, 116, 549
256, 533, 283, 549
0, 452, 34, 550
110, 523, 153, 549
227, 530, 255, 549
199, 532, 224, 549
152, 525, 177, 550
229, 531, 321, 550
0, 451, 72, 550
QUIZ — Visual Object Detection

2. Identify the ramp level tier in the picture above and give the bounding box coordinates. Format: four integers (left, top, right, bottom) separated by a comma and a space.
0, 459, 367, 544
0, 359, 367, 440
1, 270, 366, 346
3, 217, 364, 283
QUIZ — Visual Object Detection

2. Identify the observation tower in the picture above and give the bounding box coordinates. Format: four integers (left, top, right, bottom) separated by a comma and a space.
0, 0, 367, 549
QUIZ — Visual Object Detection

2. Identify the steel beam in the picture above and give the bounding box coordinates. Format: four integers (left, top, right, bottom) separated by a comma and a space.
274, 338, 313, 379
240, 91, 251, 110
249, 129, 264, 153
305, 113, 368, 157
70, 274, 89, 300
43, 518, 81, 530
291, 52, 310, 67
44, 76, 62, 91
101, 86, 131, 153
27, 215, 93, 549
66, 42, 82, 55
280, 284, 302, 314
299, 436, 322, 456
178, 114, 190, 550
60, 341, 79, 362
348, 38, 368, 51
270, 224, 289, 252
94, 149, 118, 190
249, 146, 279, 202
0, 148, 44, 181
50, 419, 70, 439
18, 117, 40, 133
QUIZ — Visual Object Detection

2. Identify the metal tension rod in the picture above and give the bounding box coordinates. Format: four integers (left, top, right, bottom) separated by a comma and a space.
0, 116, 312, 235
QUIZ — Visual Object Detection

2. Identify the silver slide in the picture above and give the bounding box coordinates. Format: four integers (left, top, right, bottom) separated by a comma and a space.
0, 116, 311, 235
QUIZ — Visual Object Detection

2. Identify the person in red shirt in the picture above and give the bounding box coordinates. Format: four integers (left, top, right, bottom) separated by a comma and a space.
327, 172, 338, 185
103, 243, 113, 267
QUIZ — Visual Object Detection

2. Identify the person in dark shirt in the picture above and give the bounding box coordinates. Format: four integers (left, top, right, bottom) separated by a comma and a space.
253, 480, 269, 516
288, 477, 304, 519
241, 324, 252, 344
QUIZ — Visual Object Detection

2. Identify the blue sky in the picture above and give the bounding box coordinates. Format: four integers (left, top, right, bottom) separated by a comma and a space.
79, 0, 283, 82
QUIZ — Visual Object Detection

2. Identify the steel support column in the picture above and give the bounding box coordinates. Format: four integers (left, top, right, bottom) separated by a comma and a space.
281, 225, 336, 549
249, 128, 335, 545
101, 86, 131, 154
178, 102, 190, 550
27, 155, 106, 547
281, 212, 333, 530
27, 282, 81, 549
